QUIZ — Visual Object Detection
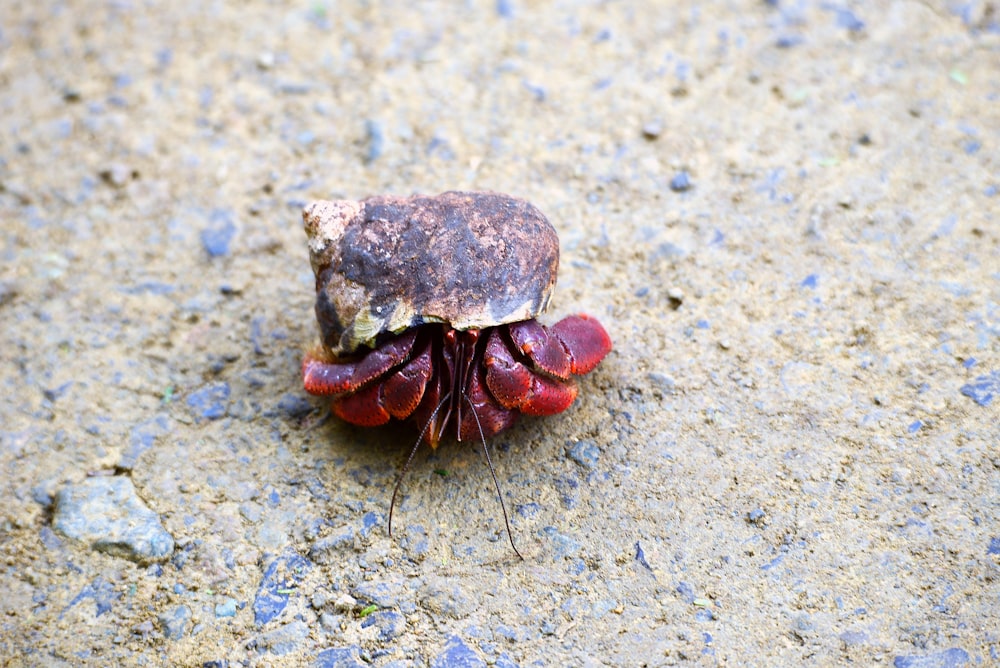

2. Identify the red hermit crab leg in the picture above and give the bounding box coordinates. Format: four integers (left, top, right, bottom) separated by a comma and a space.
507, 319, 572, 379
484, 327, 578, 416
453, 329, 481, 442
302, 330, 417, 396
549, 314, 613, 375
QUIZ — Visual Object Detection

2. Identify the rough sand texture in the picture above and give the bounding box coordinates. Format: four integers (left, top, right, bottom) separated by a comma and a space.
1, 1, 998, 666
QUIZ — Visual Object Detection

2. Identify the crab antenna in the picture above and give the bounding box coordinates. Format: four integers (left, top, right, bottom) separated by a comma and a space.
389, 392, 451, 538
464, 395, 524, 560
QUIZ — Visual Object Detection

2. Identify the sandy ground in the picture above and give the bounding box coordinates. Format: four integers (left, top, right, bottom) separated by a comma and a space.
1, 1, 998, 666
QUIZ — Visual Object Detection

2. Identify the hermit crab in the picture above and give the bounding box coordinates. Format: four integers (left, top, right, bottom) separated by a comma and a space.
301, 191, 612, 556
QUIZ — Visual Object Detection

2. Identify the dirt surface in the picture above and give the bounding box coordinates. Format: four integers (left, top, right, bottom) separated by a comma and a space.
1, 1, 998, 666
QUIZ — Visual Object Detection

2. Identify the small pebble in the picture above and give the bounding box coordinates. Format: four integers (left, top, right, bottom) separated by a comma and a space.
541, 526, 581, 558
201, 211, 238, 258
522, 80, 546, 102
648, 372, 676, 393
308, 526, 355, 564
257, 51, 275, 69
960, 371, 999, 406
496, 0, 514, 19
892, 648, 970, 668
986, 537, 1000, 555
431, 635, 485, 668
634, 541, 652, 570
65, 576, 120, 617
351, 581, 402, 609
491, 625, 516, 643
186, 382, 231, 421
253, 552, 313, 625
676, 581, 695, 603
254, 620, 309, 656
775, 35, 805, 48
495, 654, 520, 668
515, 502, 540, 518
642, 119, 663, 139
669, 171, 692, 192
274, 393, 314, 419
315, 646, 366, 668
52, 476, 175, 562
332, 593, 358, 612
158, 604, 191, 641
360, 610, 406, 641
359, 511, 380, 538
420, 581, 476, 618
365, 119, 385, 163
565, 439, 600, 469
839, 630, 868, 646
834, 8, 864, 32
215, 598, 237, 618
402, 524, 429, 558
99, 163, 132, 187
120, 414, 172, 470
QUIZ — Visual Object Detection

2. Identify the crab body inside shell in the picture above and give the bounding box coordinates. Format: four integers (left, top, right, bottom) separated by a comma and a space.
301, 191, 612, 444
303, 314, 611, 446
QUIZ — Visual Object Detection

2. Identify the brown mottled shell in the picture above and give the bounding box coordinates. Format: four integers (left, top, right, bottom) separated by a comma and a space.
304, 191, 560, 356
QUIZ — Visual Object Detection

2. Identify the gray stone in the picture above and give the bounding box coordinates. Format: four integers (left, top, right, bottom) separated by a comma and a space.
360, 610, 406, 641
255, 620, 309, 656
960, 370, 999, 406
352, 580, 405, 609
648, 372, 676, 392
253, 551, 313, 625
893, 649, 970, 668
565, 440, 600, 469
431, 635, 485, 668
309, 525, 355, 563
420, 581, 476, 619
402, 524, 429, 558
119, 414, 171, 470
315, 646, 366, 668
158, 604, 192, 640
52, 476, 175, 562
215, 598, 237, 618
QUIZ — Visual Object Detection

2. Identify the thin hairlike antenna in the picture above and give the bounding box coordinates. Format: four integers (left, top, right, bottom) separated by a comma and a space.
464, 395, 524, 560
389, 392, 450, 538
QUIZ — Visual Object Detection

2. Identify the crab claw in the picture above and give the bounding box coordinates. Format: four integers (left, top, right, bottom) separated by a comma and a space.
333, 383, 391, 426
483, 329, 533, 408
458, 364, 519, 441
322, 338, 432, 427
381, 340, 433, 419
508, 320, 572, 380
303, 330, 417, 396
550, 314, 612, 375
519, 375, 578, 416
484, 328, 579, 416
